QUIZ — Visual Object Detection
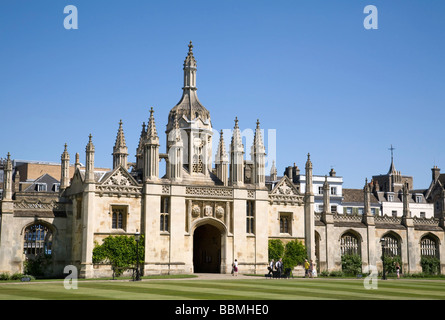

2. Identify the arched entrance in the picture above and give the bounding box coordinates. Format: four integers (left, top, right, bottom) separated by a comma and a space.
193, 224, 221, 273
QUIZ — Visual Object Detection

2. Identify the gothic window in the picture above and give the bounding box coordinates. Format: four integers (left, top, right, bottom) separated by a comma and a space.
331, 187, 337, 195
420, 236, 439, 258
340, 232, 360, 256
382, 234, 401, 257
23, 224, 53, 256
279, 213, 292, 234
246, 201, 255, 234
192, 137, 204, 173
111, 206, 127, 230
160, 196, 170, 232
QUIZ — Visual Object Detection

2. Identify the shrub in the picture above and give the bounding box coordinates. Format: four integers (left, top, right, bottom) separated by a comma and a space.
341, 254, 362, 276
329, 270, 344, 277
23, 253, 52, 277
93, 235, 145, 276
420, 256, 441, 275
282, 240, 307, 270
382, 255, 402, 275
0, 273, 10, 281
268, 239, 284, 262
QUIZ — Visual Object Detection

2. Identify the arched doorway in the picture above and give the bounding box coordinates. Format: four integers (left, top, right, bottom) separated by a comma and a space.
193, 224, 221, 273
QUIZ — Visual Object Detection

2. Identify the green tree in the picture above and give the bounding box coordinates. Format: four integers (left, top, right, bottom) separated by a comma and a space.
93, 235, 145, 276
268, 239, 284, 262
282, 240, 307, 270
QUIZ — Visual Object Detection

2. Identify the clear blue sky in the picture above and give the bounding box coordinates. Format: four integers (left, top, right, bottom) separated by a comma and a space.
1, 0, 444, 189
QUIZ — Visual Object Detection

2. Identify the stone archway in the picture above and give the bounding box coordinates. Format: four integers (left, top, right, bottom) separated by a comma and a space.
193, 224, 222, 273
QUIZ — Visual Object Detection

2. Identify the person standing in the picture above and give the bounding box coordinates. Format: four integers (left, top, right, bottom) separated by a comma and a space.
395, 262, 400, 279
276, 258, 283, 278
232, 259, 238, 276
268, 259, 274, 277
304, 259, 310, 278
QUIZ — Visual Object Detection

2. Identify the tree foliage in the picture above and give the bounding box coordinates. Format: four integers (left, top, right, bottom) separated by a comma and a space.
268, 239, 284, 262
268, 239, 307, 270
341, 254, 362, 275
93, 235, 145, 276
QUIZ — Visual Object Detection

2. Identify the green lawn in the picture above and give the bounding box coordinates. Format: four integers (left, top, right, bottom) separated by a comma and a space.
0, 277, 444, 300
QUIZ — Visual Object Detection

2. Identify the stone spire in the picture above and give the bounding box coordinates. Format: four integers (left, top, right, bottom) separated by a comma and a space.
2, 152, 13, 200
147, 107, 159, 143
112, 119, 129, 170
304, 152, 315, 261
402, 181, 411, 218
143, 107, 160, 181
136, 122, 146, 171
362, 178, 375, 226
251, 119, 266, 187
322, 175, 330, 214
322, 175, 334, 225
215, 130, 229, 186
270, 160, 277, 181
305, 153, 313, 195
230, 117, 244, 186
85, 134, 95, 183
60, 143, 70, 191
75, 152, 81, 171
183, 41, 197, 90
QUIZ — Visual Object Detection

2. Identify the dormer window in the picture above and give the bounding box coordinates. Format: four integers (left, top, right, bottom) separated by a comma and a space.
36, 183, 47, 192
388, 195, 394, 202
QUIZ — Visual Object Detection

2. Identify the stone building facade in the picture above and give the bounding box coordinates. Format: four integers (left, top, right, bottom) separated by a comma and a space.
1, 43, 444, 278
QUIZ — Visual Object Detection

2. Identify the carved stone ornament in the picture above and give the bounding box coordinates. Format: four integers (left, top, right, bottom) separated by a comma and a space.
104, 170, 130, 186
192, 205, 201, 217
204, 205, 213, 216
215, 206, 224, 218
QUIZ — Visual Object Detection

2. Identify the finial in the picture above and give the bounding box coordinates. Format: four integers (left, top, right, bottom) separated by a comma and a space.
307, 153, 311, 160
7, 152, 10, 160
89, 133, 92, 141
188, 41, 193, 53
234, 116, 239, 127
256, 119, 260, 128
119, 119, 123, 126
150, 107, 154, 115
64, 143, 68, 151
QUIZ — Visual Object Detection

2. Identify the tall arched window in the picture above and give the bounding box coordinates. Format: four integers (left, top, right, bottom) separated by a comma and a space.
382, 234, 401, 257
340, 232, 360, 256
420, 235, 439, 258
23, 224, 53, 256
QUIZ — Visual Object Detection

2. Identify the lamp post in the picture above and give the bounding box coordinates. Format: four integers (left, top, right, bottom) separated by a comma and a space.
134, 231, 141, 281
380, 237, 387, 280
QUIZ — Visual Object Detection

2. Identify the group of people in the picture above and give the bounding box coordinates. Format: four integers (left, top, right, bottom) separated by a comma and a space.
267, 258, 284, 277
304, 259, 317, 278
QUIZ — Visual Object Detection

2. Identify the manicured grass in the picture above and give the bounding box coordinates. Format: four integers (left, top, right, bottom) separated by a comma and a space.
0, 277, 444, 300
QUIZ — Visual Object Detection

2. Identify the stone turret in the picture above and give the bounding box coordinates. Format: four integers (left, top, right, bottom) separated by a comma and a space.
144, 107, 160, 181
112, 120, 128, 170
60, 143, 70, 191
215, 130, 229, 186
251, 119, 266, 187
230, 117, 244, 187
85, 134, 95, 183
